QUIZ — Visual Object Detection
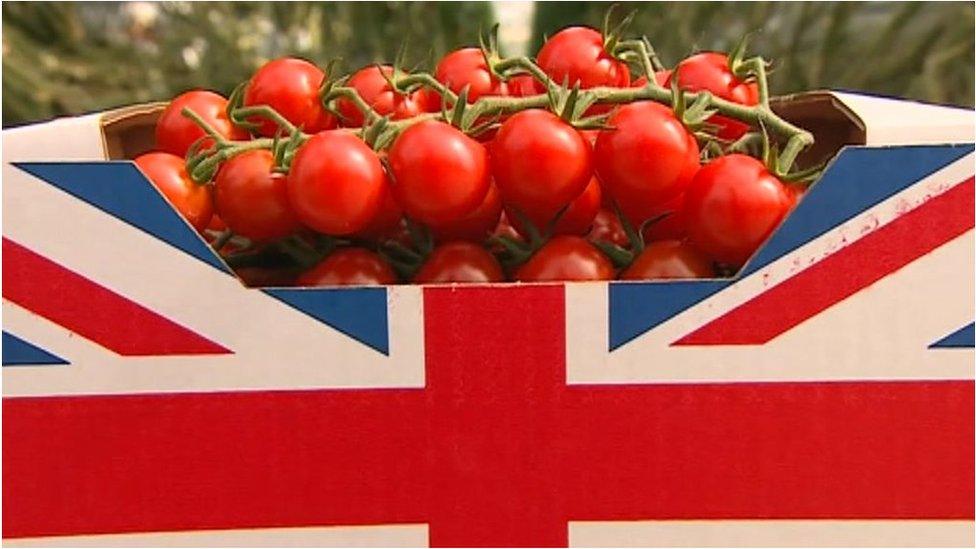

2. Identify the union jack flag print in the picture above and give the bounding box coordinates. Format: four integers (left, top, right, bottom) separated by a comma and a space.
2, 94, 974, 547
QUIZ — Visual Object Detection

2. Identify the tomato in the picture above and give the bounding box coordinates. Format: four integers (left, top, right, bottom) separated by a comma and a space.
388, 120, 490, 224
429, 181, 502, 242
667, 52, 759, 140
288, 131, 386, 235
631, 69, 672, 88
155, 90, 247, 157
620, 240, 714, 280
357, 176, 403, 240
507, 176, 601, 236
516, 235, 615, 282
586, 208, 629, 248
506, 74, 543, 97
296, 248, 398, 286
213, 149, 300, 241
337, 65, 437, 127
493, 211, 522, 241
537, 27, 630, 89
134, 152, 213, 231
435, 48, 507, 102
243, 57, 337, 137
637, 192, 689, 242
492, 109, 592, 225
414, 241, 505, 283
595, 101, 699, 216
683, 154, 792, 266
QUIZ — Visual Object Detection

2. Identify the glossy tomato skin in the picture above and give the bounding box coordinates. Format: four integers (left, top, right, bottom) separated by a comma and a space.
337, 65, 437, 127
429, 181, 502, 242
506, 74, 544, 97
435, 48, 507, 102
638, 192, 689, 241
414, 241, 505, 283
492, 109, 593, 221
389, 120, 490, 225
516, 235, 615, 282
213, 150, 301, 241
357, 175, 403, 241
134, 152, 213, 231
620, 240, 714, 280
507, 176, 601, 237
243, 58, 337, 137
595, 101, 699, 216
683, 154, 792, 266
156, 90, 246, 157
288, 131, 386, 235
668, 52, 759, 140
296, 248, 398, 286
537, 27, 630, 89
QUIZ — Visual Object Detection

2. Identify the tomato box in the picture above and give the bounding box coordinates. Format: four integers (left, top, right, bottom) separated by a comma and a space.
2, 91, 974, 547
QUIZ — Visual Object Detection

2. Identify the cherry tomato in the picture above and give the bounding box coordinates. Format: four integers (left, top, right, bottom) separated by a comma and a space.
667, 52, 759, 140
637, 192, 689, 242
389, 120, 490, 224
429, 181, 502, 242
683, 154, 792, 266
296, 248, 397, 286
357, 176, 403, 241
631, 70, 672, 88
507, 176, 601, 236
213, 149, 301, 241
288, 131, 386, 235
156, 90, 247, 157
414, 241, 505, 283
516, 235, 615, 282
243, 57, 337, 137
537, 27, 631, 89
595, 101, 699, 216
587, 208, 629, 248
506, 74, 543, 97
134, 152, 213, 231
435, 48, 507, 102
492, 109, 593, 223
337, 65, 437, 127
620, 240, 714, 280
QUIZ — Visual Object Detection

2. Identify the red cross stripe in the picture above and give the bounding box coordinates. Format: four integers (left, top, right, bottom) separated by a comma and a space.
3, 286, 973, 546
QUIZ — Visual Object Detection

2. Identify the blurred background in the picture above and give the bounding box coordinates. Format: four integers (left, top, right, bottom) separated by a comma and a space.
3, 1, 974, 127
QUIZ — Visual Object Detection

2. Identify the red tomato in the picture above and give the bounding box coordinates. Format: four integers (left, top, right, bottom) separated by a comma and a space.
357, 176, 403, 241
134, 152, 213, 231
493, 211, 522, 241
337, 65, 437, 127
595, 101, 699, 215
683, 154, 792, 266
206, 213, 228, 232
492, 109, 593, 222
429, 182, 502, 242
506, 74, 543, 97
620, 240, 714, 280
516, 235, 615, 282
507, 176, 601, 236
667, 52, 759, 140
155, 90, 247, 157
434, 48, 507, 102
637, 192, 689, 242
536, 27, 631, 89
243, 57, 337, 137
414, 241, 505, 283
296, 248, 398, 286
288, 131, 386, 235
631, 70, 672, 88
388, 120, 490, 224
213, 149, 301, 241
586, 208, 629, 248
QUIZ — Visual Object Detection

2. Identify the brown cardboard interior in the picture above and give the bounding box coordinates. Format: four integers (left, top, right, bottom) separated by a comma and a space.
101, 103, 165, 160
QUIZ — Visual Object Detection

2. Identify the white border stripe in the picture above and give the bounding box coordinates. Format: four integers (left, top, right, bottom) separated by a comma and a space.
569, 520, 975, 547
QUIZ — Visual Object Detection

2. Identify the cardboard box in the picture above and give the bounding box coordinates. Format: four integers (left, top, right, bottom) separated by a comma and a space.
2, 92, 974, 547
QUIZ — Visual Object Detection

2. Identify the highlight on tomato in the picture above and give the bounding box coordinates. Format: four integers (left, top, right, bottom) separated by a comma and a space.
337, 65, 437, 127
667, 52, 759, 140
134, 151, 213, 232
413, 241, 505, 283
297, 248, 398, 286
214, 149, 301, 242
156, 90, 247, 157
516, 235, 616, 282
243, 57, 337, 136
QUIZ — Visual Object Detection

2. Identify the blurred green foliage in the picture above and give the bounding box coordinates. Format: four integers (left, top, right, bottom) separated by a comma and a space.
533, 2, 975, 107
3, 1, 973, 127
2, 1, 493, 126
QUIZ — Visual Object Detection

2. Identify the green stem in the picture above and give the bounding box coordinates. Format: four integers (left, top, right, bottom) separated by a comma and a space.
232, 105, 298, 135
181, 107, 229, 146
323, 86, 382, 124
394, 73, 459, 104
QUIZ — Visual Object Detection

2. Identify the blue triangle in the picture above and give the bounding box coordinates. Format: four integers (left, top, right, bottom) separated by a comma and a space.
263, 287, 389, 355
742, 144, 974, 275
609, 280, 730, 351
929, 323, 975, 348
2, 332, 69, 366
14, 162, 229, 273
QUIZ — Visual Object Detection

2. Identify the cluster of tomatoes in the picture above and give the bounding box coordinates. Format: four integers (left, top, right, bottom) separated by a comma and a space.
135, 25, 805, 287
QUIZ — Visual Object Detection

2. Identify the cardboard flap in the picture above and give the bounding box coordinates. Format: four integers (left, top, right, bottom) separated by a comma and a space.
771, 91, 866, 168
828, 91, 974, 145
100, 103, 165, 160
